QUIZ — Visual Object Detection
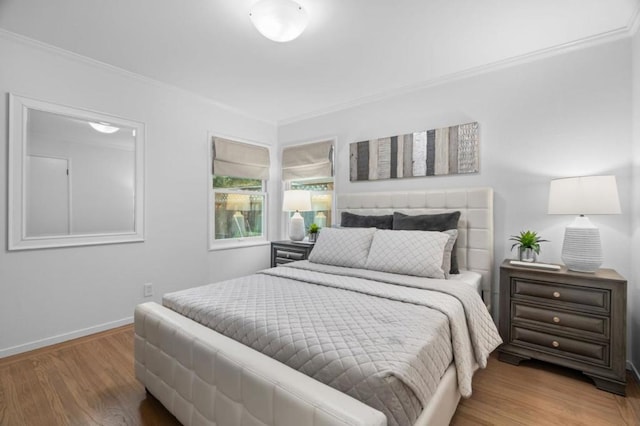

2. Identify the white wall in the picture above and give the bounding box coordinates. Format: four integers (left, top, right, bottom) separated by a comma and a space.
0, 32, 277, 357
279, 38, 634, 358
631, 25, 640, 373
28, 137, 136, 234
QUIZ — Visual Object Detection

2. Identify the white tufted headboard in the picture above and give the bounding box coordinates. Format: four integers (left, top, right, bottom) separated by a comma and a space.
337, 187, 494, 294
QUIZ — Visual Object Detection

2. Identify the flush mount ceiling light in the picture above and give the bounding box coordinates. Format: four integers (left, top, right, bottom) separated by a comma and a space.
89, 121, 120, 134
249, 0, 308, 42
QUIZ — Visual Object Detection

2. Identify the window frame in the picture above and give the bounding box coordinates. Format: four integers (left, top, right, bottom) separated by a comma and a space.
208, 133, 270, 251
281, 138, 336, 240
284, 177, 334, 239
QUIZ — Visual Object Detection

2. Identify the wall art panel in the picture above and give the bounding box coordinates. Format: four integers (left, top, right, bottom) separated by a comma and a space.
349, 122, 479, 181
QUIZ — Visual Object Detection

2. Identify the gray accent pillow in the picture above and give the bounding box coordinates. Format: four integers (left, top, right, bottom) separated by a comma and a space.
309, 227, 376, 268
393, 211, 462, 274
341, 212, 393, 229
364, 230, 449, 278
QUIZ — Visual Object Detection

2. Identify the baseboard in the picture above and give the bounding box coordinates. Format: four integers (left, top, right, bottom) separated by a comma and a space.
628, 360, 640, 383
0, 317, 133, 359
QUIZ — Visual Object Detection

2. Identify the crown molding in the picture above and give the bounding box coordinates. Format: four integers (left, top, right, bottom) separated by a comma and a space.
278, 24, 636, 126
0, 28, 275, 126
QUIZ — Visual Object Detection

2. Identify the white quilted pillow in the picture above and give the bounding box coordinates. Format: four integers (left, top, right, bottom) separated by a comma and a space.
365, 230, 450, 278
309, 227, 376, 268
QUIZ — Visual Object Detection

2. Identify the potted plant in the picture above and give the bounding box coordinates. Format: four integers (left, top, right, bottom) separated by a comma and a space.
308, 223, 320, 242
509, 230, 548, 262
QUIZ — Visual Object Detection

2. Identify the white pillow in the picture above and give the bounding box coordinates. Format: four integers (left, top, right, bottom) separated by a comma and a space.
308, 227, 376, 268
441, 229, 458, 279
365, 230, 450, 278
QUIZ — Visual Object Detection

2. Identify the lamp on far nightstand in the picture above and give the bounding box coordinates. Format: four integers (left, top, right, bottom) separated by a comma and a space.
283, 190, 311, 241
548, 175, 621, 272
312, 193, 331, 228
226, 193, 251, 237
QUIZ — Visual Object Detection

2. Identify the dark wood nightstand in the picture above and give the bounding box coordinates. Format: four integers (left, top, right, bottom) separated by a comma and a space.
270, 241, 315, 267
498, 259, 627, 395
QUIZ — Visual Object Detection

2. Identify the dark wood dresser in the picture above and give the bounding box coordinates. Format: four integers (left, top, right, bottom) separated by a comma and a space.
270, 241, 314, 267
498, 259, 627, 395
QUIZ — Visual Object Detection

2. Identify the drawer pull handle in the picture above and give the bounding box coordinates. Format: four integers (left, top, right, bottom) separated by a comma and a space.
552, 340, 560, 348
553, 291, 561, 298
553, 316, 560, 323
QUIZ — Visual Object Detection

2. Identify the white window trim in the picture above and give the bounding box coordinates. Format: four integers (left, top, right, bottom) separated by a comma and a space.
207, 132, 270, 250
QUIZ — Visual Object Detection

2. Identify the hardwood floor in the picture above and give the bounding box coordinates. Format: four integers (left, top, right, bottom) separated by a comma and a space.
451, 356, 640, 425
0, 326, 179, 426
0, 325, 638, 425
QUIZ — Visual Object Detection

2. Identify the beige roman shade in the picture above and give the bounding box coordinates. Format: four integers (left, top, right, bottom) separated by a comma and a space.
212, 137, 270, 180
282, 140, 334, 181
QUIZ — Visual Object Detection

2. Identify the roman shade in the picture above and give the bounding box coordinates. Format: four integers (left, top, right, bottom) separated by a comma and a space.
282, 140, 334, 181
212, 137, 270, 180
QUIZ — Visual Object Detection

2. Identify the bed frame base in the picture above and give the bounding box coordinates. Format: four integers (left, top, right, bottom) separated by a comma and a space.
135, 302, 461, 426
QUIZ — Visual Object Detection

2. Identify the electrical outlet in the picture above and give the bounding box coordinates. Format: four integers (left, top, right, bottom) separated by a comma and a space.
143, 283, 153, 297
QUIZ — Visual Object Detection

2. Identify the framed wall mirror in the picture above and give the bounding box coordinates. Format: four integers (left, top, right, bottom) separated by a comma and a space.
8, 94, 145, 250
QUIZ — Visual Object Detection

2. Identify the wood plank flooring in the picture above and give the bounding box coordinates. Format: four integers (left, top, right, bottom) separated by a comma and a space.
0, 325, 638, 425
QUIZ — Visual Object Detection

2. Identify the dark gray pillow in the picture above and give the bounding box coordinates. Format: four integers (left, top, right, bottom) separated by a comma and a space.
341, 212, 393, 229
393, 211, 462, 274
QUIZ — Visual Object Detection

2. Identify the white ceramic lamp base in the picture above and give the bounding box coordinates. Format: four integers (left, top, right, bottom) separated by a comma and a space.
232, 211, 246, 238
289, 211, 305, 241
314, 211, 326, 228
561, 216, 602, 273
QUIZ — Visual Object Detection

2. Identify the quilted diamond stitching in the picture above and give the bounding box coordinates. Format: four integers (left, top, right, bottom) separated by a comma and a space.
163, 263, 502, 426
365, 230, 449, 278
308, 227, 375, 268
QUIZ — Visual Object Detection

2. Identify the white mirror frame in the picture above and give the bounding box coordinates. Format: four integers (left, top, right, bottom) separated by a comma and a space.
8, 94, 145, 250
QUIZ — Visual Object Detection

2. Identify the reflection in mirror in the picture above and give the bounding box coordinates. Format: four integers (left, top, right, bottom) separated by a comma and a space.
9, 94, 145, 250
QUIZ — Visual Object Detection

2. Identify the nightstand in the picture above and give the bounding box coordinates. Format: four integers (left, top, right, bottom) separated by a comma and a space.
498, 259, 627, 395
270, 241, 314, 267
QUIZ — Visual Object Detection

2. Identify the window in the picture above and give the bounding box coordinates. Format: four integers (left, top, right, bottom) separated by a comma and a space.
282, 140, 334, 236
210, 136, 269, 247
289, 177, 334, 229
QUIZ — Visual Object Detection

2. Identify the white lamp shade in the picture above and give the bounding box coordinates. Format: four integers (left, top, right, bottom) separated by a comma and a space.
311, 194, 331, 211
548, 175, 621, 215
225, 193, 251, 211
249, 0, 308, 42
282, 190, 312, 212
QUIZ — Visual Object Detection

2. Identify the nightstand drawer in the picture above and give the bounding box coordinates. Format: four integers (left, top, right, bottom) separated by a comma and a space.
275, 249, 306, 260
512, 303, 608, 338
512, 279, 609, 312
270, 241, 314, 267
512, 326, 608, 366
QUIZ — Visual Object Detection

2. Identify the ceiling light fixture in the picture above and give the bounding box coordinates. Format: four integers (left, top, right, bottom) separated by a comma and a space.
89, 121, 120, 134
249, 0, 308, 42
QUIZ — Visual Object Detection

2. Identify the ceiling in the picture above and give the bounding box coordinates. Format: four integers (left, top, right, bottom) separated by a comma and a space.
1, 0, 639, 124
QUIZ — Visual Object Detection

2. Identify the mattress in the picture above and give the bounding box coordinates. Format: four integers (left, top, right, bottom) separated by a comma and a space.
163, 262, 501, 426
450, 270, 482, 295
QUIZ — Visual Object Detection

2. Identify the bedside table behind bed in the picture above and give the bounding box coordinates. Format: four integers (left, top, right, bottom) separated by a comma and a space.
270, 240, 315, 267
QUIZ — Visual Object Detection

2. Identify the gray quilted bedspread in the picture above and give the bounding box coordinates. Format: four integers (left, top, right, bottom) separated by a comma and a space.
163, 262, 501, 426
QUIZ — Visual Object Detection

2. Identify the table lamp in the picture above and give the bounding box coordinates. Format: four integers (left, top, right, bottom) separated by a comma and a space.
283, 190, 311, 241
548, 175, 621, 272
226, 194, 251, 237
312, 194, 332, 228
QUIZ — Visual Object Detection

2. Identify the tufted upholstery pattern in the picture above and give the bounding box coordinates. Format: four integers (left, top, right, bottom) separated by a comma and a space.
337, 188, 493, 292
135, 302, 386, 426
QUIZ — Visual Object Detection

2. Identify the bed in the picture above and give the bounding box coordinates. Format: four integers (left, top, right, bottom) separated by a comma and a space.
134, 187, 498, 426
